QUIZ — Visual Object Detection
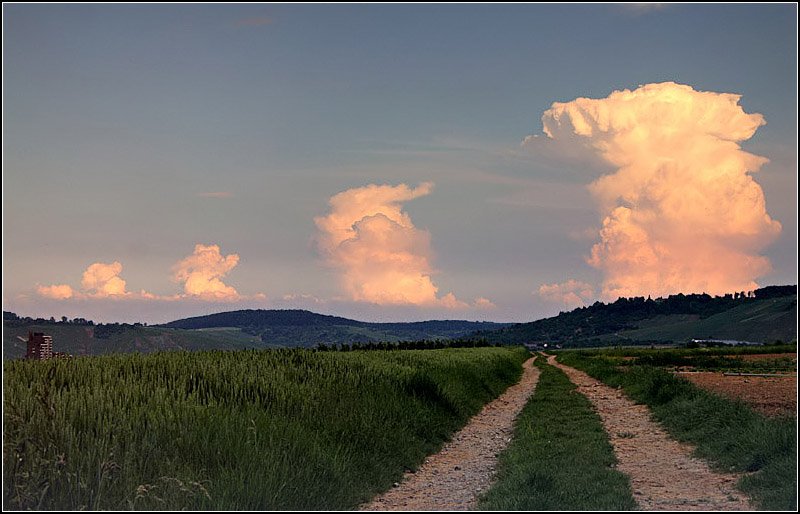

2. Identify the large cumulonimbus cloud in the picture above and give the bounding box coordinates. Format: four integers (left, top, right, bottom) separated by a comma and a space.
536, 82, 781, 299
315, 183, 469, 308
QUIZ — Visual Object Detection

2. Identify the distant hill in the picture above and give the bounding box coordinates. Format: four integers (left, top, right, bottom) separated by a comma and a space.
3, 310, 509, 359
162, 309, 370, 330
161, 309, 510, 347
6, 285, 796, 357
2, 322, 266, 360
476, 285, 797, 347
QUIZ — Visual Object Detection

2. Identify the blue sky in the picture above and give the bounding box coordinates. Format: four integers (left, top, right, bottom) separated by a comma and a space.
3, 3, 797, 323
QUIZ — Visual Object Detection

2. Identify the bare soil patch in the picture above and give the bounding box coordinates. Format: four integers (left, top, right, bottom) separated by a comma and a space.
679, 372, 797, 417
359, 357, 541, 511
734, 352, 797, 362
549, 355, 754, 511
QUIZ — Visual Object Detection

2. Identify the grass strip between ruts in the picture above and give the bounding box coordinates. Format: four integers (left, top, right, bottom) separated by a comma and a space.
556, 350, 797, 511
479, 355, 637, 511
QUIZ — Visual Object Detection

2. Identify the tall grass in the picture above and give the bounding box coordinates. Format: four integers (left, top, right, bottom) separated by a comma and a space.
479, 357, 636, 511
3, 346, 528, 510
557, 350, 797, 510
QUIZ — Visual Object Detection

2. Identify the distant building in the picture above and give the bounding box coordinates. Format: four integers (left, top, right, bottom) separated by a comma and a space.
524, 342, 549, 351
26, 332, 53, 360
690, 338, 763, 347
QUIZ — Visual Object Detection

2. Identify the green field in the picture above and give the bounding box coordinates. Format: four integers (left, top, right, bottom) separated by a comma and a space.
556, 348, 797, 510
3, 346, 528, 510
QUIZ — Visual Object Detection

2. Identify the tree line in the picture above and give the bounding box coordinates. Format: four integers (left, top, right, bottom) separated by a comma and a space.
315, 338, 501, 352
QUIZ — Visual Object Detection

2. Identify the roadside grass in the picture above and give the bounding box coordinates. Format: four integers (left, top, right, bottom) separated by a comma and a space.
557, 350, 797, 510
3, 346, 528, 510
572, 343, 796, 361
565, 344, 797, 373
479, 356, 636, 511
631, 354, 796, 373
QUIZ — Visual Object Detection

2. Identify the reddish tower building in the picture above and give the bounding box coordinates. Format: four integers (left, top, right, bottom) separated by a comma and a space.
26, 332, 53, 360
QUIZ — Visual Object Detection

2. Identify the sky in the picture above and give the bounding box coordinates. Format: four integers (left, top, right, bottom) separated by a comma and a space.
2, 3, 797, 324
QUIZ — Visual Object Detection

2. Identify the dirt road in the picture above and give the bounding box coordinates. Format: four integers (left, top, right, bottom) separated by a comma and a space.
359, 356, 541, 511
549, 354, 754, 511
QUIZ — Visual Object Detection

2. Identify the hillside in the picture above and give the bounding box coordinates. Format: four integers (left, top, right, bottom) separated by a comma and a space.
2, 323, 265, 359
161, 309, 510, 346
3, 310, 509, 358
477, 285, 797, 347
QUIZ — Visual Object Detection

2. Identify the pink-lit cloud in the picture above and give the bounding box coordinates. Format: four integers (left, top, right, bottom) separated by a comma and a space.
315, 183, 469, 308
36, 245, 253, 303
538, 280, 595, 309
536, 82, 781, 300
81, 261, 128, 297
171, 244, 241, 300
39, 261, 132, 300
473, 297, 497, 310
281, 293, 327, 305
37, 284, 75, 300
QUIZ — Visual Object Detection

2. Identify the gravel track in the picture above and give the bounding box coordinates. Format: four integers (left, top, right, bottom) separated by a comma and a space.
549, 354, 754, 511
359, 356, 540, 511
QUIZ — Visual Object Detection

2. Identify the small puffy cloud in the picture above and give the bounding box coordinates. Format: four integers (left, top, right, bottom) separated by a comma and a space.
315, 182, 467, 308
473, 297, 497, 310
282, 293, 327, 304
538, 280, 595, 309
535, 82, 781, 300
39, 261, 131, 300
172, 244, 241, 300
81, 261, 128, 297
35, 246, 257, 303
37, 284, 75, 300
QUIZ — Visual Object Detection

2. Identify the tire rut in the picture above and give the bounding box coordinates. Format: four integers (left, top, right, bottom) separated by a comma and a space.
548, 354, 754, 511
359, 356, 541, 511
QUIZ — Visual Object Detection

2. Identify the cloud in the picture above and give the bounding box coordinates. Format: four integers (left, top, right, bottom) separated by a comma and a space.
37, 284, 75, 300
81, 261, 128, 297
536, 82, 781, 300
473, 297, 497, 310
34, 246, 257, 303
315, 183, 467, 308
281, 293, 327, 304
39, 261, 131, 300
197, 191, 234, 199
538, 280, 595, 309
171, 244, 241, 300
